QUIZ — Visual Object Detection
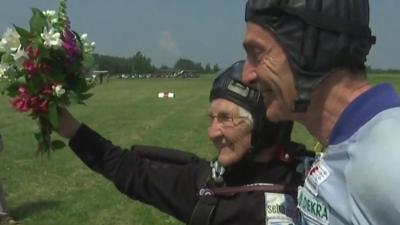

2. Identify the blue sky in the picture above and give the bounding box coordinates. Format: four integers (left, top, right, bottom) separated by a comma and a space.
1, 0, 399, 69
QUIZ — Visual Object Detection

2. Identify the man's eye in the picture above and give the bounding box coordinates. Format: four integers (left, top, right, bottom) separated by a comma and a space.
249, 48, 263, 62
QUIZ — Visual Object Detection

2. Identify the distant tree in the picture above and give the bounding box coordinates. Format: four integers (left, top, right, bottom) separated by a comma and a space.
195, 62, 204, 73
213, 64, 220, 72
174, 58, 196, 71
174, 58, 206, 72
205, 63, 211, 73
93, 54, 132, 74
160, 65, 170, 70
130, 51, 155, 74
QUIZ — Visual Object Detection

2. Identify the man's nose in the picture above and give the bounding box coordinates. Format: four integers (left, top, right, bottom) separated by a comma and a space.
242, 60, 257, 85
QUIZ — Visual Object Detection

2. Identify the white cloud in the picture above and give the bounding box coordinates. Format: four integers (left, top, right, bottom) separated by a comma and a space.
158, 30, 180, 56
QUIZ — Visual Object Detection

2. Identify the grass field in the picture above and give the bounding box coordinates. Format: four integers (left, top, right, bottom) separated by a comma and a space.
0, 73, 399, 225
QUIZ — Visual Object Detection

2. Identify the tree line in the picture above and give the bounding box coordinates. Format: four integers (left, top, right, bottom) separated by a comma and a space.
93, 52, 400, 75
367, 66, 400, 74
93, 52, 220, 74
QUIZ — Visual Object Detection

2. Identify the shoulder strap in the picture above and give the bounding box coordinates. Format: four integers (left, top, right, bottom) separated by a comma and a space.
189, 161, 220, 225
188, 193, 217, 225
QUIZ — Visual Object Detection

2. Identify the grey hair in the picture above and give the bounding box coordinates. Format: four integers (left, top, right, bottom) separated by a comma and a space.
238, 106, 254, 129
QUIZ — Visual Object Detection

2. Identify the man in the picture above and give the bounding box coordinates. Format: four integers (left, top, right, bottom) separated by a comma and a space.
55, 61, 311, 224
241, 0, 400, 224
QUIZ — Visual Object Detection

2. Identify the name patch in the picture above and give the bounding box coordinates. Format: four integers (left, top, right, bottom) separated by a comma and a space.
305, 161, 330, 196
297, 187, 330, 225
265, 192, 299, 225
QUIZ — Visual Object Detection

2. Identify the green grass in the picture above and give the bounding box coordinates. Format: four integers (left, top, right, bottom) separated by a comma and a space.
0, 73, 399, 225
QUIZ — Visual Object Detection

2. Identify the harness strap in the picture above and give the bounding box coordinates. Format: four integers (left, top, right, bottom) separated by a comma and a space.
189, 183, 297, 225
188, 195, 217, 225
211, 183, 297, 196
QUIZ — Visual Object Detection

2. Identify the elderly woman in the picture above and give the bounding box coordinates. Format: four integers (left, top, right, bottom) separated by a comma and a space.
55, 61, 312, 225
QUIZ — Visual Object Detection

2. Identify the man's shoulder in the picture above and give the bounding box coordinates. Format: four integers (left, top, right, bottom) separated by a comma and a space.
345, 107, 400, 199
357, 107, 400, 143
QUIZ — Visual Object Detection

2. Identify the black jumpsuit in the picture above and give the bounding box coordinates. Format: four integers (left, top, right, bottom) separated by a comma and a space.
69, 124, 303, 225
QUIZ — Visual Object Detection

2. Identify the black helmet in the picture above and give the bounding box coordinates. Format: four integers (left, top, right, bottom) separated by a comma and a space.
209, 60, 292, 150
245, 0, 376, 111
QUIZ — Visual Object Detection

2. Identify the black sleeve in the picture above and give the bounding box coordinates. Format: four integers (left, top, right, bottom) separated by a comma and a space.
69, 124, 210, 223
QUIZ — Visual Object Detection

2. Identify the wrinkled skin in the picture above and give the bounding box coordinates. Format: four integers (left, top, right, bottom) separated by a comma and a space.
208, 99, 252, 167
242, 22, 299, 122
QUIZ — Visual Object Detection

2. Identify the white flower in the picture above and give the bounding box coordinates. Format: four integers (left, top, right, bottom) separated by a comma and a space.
50, 18, 58, 24
80, 33, 88, 40
43, 10, 59, 25
52, 84, 65, 97
0, 39, 6, 52
43, 10, 56, 17
41, 27, 62, 48
81, 33, 95, 53
0, 63, 10, 80
11, 46, 28, 68
0, 28, 21, 52
83, 42, 95, 53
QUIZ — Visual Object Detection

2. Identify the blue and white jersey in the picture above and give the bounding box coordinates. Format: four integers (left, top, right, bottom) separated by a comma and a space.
298, 83, 400, 225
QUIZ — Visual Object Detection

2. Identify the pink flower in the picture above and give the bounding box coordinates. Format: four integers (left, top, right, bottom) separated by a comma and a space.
11, 85, 32, 113
23, 60, 38, 75
18, 85, 29, 96
40, 84, 53, 95
25, 45, 40, 59
11, 96, 30, 112
31, 97, 49, 113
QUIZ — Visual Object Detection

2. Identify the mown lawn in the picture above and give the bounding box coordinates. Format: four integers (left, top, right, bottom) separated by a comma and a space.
0, 73, 398, 225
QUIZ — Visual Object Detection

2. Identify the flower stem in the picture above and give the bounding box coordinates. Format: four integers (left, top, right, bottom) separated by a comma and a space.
38, 116, 52, 156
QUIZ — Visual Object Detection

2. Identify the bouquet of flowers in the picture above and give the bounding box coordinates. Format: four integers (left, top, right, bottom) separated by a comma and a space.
0, 0, 95, 155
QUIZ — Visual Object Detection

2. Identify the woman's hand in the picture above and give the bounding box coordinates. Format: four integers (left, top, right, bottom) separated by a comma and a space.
55, 107, 81, 139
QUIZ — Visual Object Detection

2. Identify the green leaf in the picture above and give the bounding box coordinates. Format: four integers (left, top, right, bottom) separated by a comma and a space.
34, 132, 43, 142
51, 140, 66, 150
48, 102, 58, 128
26, 76, 42, 94
68, 90, 82, 104
38, 45, 51, 59
57, 93, 71, 107
1, 53, 13, 64
6, 83, 20, 97
16, 76, 26, 83
82, 54, 95, 69
13, 25, 33, 46
80, 93, 93, 101
13, 25, 32, 38
30, 8, 47, 34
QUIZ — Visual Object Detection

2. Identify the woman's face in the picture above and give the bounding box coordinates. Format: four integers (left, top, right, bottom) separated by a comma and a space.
208, 99, 252, 167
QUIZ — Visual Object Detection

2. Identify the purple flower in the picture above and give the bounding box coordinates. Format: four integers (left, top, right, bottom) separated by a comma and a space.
62, 28, 80, 60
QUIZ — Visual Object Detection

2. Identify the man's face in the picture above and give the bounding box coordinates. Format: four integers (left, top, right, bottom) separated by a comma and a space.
242, 22, 298, 122
208, 99, 252, 167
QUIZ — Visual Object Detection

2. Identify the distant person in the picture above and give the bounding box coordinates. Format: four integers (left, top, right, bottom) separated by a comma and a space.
55, 61, 313, 225
0, 134, 18, 225
98, 73, 104, 84
242, 0, 400, 224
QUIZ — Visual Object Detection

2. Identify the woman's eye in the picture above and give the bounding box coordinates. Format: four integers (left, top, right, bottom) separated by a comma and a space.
218, 115, 229, 121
